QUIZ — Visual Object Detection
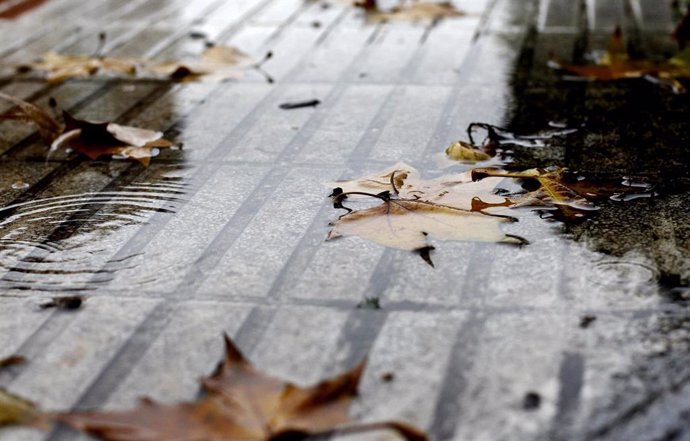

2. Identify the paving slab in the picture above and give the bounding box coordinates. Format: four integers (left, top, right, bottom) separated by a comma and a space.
0, 0, 689, 440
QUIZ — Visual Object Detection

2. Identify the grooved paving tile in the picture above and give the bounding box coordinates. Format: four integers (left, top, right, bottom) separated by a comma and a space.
3, 297, 159, 440
1, 1, 689, 440
105, 165, 270, 293
354, 311, 465, 432
195, 166, 343, 297
102, 301, 253, 408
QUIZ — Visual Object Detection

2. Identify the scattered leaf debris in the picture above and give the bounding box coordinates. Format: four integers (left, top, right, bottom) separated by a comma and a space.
470, 167, 652, 221
443, 122, 576, 164
445, 141, 493, 162
279, 99, 321, 110
466, 122, 577, 149
0, 356, 26, 369
0, 93, 176, 166
381, 372, 395, 383
327, 163, 526, 266
0, 334, 427, 441
549, 26, 690, 93
8, 33, 271, 84
354, 0, 464, 22
39, 296, 83, 310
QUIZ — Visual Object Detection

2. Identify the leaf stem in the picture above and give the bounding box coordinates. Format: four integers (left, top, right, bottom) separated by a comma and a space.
390, 171, 400, 195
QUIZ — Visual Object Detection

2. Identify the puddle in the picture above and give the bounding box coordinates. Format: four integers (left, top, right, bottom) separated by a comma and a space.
593, 259, 660, 287
0, 178, 186, 292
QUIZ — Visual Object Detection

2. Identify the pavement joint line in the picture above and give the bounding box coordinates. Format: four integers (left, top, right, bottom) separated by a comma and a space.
5, 290, 687, 317
429, 313, 486, 440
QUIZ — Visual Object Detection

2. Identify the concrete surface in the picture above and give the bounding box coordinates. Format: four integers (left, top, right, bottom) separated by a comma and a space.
0, 0, 689, 440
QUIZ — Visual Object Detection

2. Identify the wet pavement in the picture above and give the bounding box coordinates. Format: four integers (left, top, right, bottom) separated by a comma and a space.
1, 0, 690, 440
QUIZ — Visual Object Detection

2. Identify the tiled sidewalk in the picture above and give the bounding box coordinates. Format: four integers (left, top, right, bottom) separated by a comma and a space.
0, 1, 689, 440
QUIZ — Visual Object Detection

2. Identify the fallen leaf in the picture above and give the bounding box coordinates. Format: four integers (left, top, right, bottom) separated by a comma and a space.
0, 389, 42, 428
442, 122, 576, 165
354, 0, 463, 22
328, 162, 420, 195
20, 52, 140, 83
0, 93, 175, 166
328, 163, 526, 265
0, 356, 25, 369
51, 111, 174, 166
550, 27, 690, 93
445, 141, 492, 162
329, 197, 523, 266
470, 167, 632, 221
0, 92, 61, 143
0, 335, 427, 441
330, 162, 514, 211
151, 45, 257, 83
11, 36, 268, 84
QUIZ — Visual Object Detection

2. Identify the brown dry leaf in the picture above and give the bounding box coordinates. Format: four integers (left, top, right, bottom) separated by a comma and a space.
550, 27, 690, 93
0, 335, 427, 441
151, 45, 255, 82
471, 167, 605, 220
0, 92, 61, 143
328, 163, 525, 265
355, 0, 463, 22
328, 162, 421, 195
14, 43, 258, 83
0, 93, 173, 166
21, 52, 140, 83
51, 111, 174, 166
445, 140, 492, 162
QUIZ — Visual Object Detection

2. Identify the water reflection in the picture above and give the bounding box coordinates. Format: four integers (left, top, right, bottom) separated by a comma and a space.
0, 177, 186, 292
0, 83, 188, 292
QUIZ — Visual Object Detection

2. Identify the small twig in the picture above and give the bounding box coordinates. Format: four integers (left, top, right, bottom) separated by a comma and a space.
279, 99, 320, 110
93, 32, 107, 58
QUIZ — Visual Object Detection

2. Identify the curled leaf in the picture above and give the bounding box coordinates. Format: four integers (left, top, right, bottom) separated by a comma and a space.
445, 141, 492, 162
0, 92, 61, 143
550, 27, 690, 93
52, 111, 174, 166
469, 167, 638, 222
0, 93, 174, 166
0, 389, 42, 428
